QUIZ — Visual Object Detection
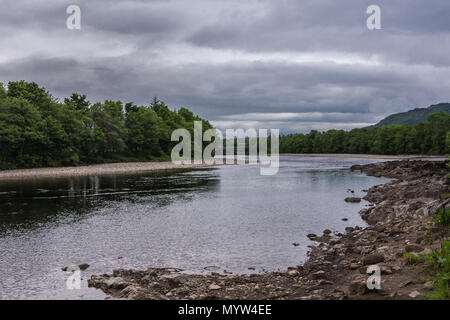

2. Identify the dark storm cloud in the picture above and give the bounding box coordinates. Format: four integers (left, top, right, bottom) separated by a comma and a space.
1, 0, 450, 131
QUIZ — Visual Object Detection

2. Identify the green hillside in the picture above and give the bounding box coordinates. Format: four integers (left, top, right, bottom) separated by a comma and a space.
366, 103, 450, 128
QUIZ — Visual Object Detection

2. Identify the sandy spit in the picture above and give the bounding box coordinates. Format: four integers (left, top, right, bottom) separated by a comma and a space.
0, 162, 211, 181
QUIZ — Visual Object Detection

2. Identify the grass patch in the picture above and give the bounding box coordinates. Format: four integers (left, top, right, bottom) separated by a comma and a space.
432, 207, 450, 227
424, 241, 450, 300
404, 253, 423, 265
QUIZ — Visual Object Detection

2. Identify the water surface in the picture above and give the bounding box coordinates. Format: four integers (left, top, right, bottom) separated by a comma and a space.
0, 156, 391, 299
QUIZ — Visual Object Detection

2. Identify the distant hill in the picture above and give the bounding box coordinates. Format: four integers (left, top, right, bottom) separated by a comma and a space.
366, 103, 450, 129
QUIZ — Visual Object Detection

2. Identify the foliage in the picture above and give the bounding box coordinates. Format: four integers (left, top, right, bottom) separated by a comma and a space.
0, 81, 211, 169
280, 112, 450, 155
424, 241, 450, 300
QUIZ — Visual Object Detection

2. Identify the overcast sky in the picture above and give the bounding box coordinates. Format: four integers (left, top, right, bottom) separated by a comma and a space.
1, 0, 449, 132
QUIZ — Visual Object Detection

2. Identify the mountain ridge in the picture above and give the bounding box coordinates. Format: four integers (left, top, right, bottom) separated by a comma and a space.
366, 103, 450, 128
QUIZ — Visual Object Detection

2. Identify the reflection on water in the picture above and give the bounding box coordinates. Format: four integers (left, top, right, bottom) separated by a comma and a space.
0, 169, 219, 233
0, 157, 390, 299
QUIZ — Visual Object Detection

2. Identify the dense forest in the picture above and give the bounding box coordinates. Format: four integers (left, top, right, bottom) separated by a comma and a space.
0, 81, 212, 169
280, 112, 450, 155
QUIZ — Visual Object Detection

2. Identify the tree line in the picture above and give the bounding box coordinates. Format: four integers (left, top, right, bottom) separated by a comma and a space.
1, 80, 449, 170
280, 112, 450, 155
0, 81, 212, 169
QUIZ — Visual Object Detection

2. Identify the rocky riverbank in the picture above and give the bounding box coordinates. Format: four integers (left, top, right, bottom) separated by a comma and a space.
88, 160, 449, 300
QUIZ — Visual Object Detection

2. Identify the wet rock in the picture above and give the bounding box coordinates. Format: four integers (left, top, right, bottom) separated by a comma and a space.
203, 266, 220, 271
208, 284, 221, 290
350, 263, 360, 270
299, 295, 321, 300
79, 263, 90, 271
378, 264, 393, 275
405, 244, 423, 253
287, 270, 300, 277
345, 197, 362, 203
99, 277, 129, 290
345, 227, 354, 233
399, 280, 413, 288
122, 285, 168, 300
408, 291, 421, 298
362, 253, 385, 265
62, 264, 89, 272
348, 278, 369, 296
311, 271, 326, 280
160, 273, 184, 288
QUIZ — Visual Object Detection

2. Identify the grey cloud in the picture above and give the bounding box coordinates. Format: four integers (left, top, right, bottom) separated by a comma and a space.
1, 54, 449, 131
187, 0, 450, 66
1, 0, 450, 132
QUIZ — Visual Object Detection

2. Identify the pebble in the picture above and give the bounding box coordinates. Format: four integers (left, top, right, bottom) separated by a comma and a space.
208, 284, 221, 290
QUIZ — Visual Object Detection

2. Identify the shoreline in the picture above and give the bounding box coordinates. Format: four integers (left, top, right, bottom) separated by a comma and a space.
0, 154, 444, 181
281, 153, 445, 159
0, 162, 210, 181
88, 160, 449, 300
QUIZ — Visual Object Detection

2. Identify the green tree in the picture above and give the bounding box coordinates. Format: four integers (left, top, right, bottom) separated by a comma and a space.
0, 97, 46, 168
91, 103, 126, 158
125, 106, 162, 158
64, 93, 90, 113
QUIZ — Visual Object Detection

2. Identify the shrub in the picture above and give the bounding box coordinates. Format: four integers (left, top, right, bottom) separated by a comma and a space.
432, 207, 450, 227
424, 241, 449, 300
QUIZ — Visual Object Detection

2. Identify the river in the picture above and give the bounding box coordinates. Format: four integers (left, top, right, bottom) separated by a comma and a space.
0, 156, 392, 299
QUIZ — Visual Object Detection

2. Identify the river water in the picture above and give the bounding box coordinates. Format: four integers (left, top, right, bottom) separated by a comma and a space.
0, 156, 392, 299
